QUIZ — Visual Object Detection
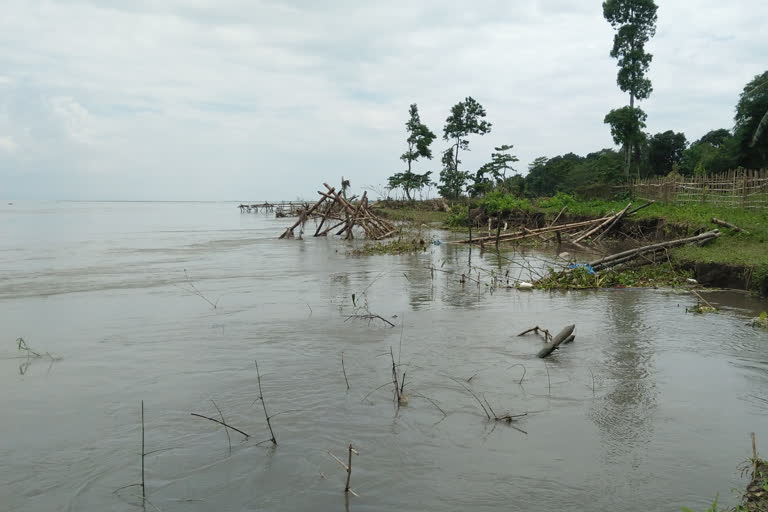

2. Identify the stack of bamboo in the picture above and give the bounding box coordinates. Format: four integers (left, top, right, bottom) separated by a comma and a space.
457, 217, 613, 245
587, 229, 721, 271
459, 201, 655, 246
279, 182, 397, 240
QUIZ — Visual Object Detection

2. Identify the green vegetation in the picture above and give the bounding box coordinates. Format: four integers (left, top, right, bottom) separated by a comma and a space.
603, 0, 658, 177
754, 311, 768, 329
375, 207, 449, 225
387, 104, 436, 201
383, 5, 766, 200
537, 263, 694, 291
439, 97, 492, 199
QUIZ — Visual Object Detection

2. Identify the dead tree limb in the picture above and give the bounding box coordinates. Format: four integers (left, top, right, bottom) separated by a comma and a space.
517, 326, 552, 341
537, 324, 576, 358
712, 217, 750, 234
255, 360, 277, 445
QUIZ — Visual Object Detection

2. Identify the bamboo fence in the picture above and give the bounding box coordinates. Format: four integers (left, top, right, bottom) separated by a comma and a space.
630, 169, 768, 208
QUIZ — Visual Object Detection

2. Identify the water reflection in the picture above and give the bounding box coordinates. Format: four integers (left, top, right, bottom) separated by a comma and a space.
590, 290, 658, 463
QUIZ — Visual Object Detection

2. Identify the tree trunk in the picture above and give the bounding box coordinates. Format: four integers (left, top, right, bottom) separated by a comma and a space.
405, 188, 412, 201
625, 93, 634, 180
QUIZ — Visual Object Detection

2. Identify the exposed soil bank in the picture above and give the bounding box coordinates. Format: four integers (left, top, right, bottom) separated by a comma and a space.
377, 201, 768, 296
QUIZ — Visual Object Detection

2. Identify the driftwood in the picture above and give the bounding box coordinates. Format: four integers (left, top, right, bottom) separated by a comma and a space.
280, 180, 396, 240
518, 326, 552, 341
537, 324, 576, 358
588, 230, 720, 271
712, 217, 750, 234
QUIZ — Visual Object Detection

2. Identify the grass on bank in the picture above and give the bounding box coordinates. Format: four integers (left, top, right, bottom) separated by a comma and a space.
375, 207, 449, 225
380, 192, 768, 267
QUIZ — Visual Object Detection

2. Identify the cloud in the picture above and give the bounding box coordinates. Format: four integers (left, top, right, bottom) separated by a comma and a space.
0, 0, 766, 199
0, 136, 17, 153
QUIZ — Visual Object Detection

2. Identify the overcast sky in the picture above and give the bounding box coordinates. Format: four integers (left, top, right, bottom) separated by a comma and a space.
0, 1, 766, 200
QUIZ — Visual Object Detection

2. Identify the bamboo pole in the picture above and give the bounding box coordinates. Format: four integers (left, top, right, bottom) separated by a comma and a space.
588, 230, 720, 270
574, 203, 631, 243
457, 217, 611, 244
593, 202, 633, 242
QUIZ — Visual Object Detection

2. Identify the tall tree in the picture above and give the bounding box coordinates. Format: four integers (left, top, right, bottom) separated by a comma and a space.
603, 0, 658, 178
647, 130, 687, 176
734, 70, 768, 168
439, 97, 492, 198
389, 104, 436, 200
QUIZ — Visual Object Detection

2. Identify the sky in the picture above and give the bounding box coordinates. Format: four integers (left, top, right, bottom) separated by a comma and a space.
0, 0, 766, 201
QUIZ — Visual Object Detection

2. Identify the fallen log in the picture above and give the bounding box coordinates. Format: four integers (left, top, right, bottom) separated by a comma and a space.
537, 324, 575, 358
588, 229, 720, 271
712, 217, 750, 234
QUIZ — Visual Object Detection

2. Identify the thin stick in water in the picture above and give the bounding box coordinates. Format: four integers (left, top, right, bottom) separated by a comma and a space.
255, 360, 277, 445
141, 400, 145, 500
190, 413, 250, 439
341, 352, 350, 390
345, 444, 357, 494
210, 399, 232, 455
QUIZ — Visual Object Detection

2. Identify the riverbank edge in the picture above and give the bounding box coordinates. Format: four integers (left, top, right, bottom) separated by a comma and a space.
373, 202, 768, 296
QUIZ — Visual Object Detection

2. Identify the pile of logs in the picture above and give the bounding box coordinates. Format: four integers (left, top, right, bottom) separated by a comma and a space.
586, 229, 721, 272
459, 200, 655, 247
279, 182, 397, 240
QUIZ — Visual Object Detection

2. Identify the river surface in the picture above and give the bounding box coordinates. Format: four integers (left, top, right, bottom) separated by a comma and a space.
1, 201, 767, 512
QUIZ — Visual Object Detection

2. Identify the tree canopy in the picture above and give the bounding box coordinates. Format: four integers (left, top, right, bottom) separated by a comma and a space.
439, 97, 492, 199
603, 0, 658, 178
734, 71, 768, 168
647, 130, 687, 176
388, 103, 436, 200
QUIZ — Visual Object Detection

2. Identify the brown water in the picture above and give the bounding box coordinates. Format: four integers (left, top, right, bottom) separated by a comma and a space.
1, 201, 767, 512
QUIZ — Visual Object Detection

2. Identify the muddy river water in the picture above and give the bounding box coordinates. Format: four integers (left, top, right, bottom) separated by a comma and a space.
1, 201, 767, 511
